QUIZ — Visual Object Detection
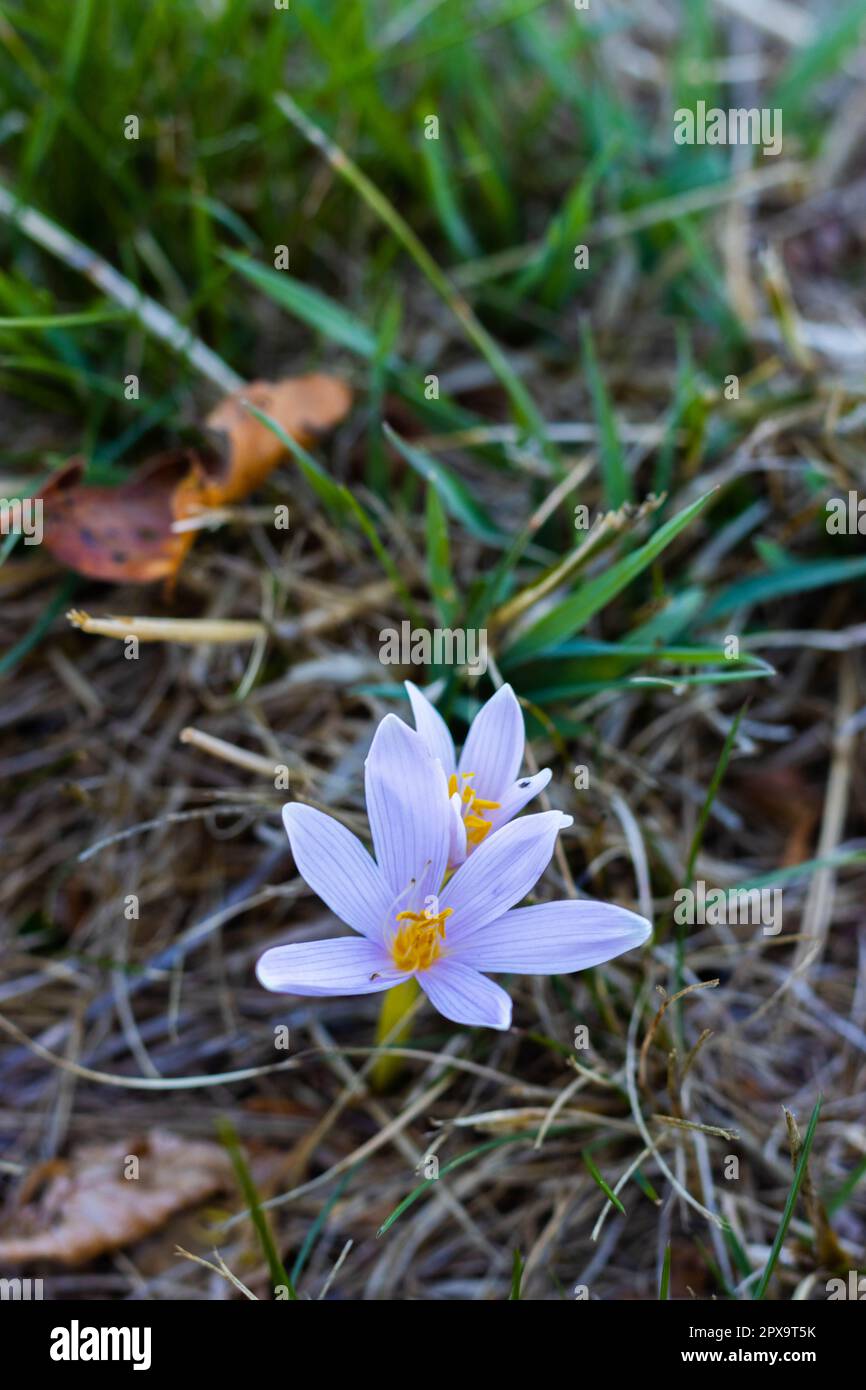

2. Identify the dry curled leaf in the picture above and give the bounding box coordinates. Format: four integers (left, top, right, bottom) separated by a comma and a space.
202, 373, 352, 501
0, 1130, 232, 1266
38, 372, 352, 584
40, 450, 199, 584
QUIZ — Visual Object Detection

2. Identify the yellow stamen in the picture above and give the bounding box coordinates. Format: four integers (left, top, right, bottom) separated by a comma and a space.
448, 770, 500, 846
391, 906, 453, 972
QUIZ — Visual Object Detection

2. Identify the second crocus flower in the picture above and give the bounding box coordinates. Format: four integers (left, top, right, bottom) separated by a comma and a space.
404, 680, 551, 867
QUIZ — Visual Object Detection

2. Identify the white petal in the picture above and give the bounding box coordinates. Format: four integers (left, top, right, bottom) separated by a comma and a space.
448, 792, 468, 867
419, 959, 512, 1029
405, 680, 457, 777
256, 936, 404, 995
440, 810, 572, 942
364, 714, 451, 896
457, 683, 524, 800
283, 803, 393, 941
450, 899, 652, 973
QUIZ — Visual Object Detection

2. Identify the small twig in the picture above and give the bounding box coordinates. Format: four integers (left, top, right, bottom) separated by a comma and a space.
318, 1239, 353, 1300
653, 1115, 740, 1141
680, 1029, 714, 1084
68, 610, 266, 643
639, 980, 719, 1091
180, 727, 291, 781
491, 494, 665, 632
625, 983, 725, 1230
175, 1246, 258, 1300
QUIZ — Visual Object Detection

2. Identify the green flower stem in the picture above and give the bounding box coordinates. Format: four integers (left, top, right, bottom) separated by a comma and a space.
372, 977, 420, 1092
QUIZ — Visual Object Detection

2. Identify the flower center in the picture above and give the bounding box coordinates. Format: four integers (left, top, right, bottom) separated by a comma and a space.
391, 905, 453, 972
449, 771, 500, 846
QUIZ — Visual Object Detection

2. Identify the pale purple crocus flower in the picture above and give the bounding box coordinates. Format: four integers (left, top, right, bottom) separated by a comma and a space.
256, 714, 651, 1030
404, 679, 551, 867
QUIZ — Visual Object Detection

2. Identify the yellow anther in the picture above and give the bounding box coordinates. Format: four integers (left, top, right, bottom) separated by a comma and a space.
447, 770, 500, 847
391, 906, 453, 973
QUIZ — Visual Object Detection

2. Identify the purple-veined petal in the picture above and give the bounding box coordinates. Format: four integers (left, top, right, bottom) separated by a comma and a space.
405, 680, 457, 778
457, 683, 524, 800
440, 810, 572, 941
365, 713, 451, 896
256, 936, 405, 995
487, 767, 552, 833
449, 899, 652, 973
419, 959, 512, 1030
283, 803, 393, 942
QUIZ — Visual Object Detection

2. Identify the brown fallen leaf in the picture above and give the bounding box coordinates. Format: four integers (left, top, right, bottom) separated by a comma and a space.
38, 373, 352, 585
40, 451, 199, 584
0, 1130, 232, 1266
202, 373, 352, 502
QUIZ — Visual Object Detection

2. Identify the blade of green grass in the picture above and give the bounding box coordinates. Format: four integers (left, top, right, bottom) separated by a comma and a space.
825, 1152, 866, 1218
583, 1150, 626, 1215
675, 700, 750, 1007
505, 489, 716, 662
734, 848, 866, 893
290, 1163, 361, 1288
378, 1127, 575, 1237
224, 252, 482, 437
581, 320, 630, 508
724, 1225, 754, 1282
0, 307, 129, 329
702, 554, 866, 622
366, 289, 402, 492
774, 1, 866, 116
425, 482, 458, 624
384, 423, 504, 545
217, 1116, 297, 1299
0, 180, 241, 391
273, 92, 558, 465
241, 400, 420, 623
420, 118, 479, 260
0, 577, 78, 677
753, 1095, 823, 1300
659, 1242, 672, 1300
686, 701, 748, 882
223, 253, 377, 357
